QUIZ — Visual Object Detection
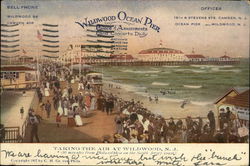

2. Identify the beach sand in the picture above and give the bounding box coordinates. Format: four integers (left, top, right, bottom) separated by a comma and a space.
103, 82, 216, 119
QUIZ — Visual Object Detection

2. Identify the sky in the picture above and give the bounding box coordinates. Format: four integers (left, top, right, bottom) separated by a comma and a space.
1, 0, 249, 58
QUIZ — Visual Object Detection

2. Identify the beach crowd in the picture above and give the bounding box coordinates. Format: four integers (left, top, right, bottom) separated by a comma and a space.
107, 95, 249, 143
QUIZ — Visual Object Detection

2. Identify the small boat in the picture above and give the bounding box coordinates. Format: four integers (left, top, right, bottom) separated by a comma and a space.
183, 85, 202, 89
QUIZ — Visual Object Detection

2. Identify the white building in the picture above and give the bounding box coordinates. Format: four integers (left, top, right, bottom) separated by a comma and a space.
219, 55, 232, 61
60, 43, 112, 64
136, 47, 188, 62
185, 54, 206, 61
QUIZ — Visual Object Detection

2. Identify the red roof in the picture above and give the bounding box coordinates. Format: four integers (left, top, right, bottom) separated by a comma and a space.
185, 54, 205, 59
220, 55, 231, 59
1, 66, 36, 71
110, 54, 134, 60
224, 89, 249, 108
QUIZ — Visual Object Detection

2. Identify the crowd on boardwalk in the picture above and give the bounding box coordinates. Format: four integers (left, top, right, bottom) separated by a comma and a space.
24, 62, 248, 143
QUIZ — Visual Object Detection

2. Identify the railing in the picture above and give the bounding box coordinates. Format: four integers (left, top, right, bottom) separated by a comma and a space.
21, 116, 29, 139
164, 116, 219, 130
1, 80, 38, 86
2, 127, 21, 143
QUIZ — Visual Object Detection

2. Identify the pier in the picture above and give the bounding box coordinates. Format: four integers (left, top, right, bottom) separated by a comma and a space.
85, 60, 240, 66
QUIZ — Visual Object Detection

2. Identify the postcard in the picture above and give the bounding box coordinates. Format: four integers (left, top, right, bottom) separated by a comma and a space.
0, 0, 249, 165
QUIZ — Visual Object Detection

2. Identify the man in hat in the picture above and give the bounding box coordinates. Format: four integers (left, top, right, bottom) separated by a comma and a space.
44, 100, 51, 118
168, 117, 176, 134
29, 114, 40, 143
207, 110, 216, 135
68, 86, 73, 98
219, 108, 226, 130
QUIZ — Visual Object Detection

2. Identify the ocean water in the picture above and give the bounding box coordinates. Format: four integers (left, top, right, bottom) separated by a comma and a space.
95, 59, 249, 104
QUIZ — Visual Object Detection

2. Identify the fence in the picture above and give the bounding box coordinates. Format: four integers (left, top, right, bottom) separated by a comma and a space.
21, 116, 29, 139
2, 127, 21, 143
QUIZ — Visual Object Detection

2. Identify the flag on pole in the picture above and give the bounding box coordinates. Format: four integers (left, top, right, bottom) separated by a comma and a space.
37, 30, 42, 40
68, 44, 73, 50
22, 49, 26, 54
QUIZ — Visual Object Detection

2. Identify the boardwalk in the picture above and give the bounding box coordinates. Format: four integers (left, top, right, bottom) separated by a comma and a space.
23, 81, 116, 143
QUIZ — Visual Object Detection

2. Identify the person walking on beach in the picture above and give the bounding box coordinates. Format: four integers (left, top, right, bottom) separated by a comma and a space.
181, 99, 188, 108
20, 106, 24, 119
155, 96, 158, 104
45, 100, 51, 118
149, 96, 152, 102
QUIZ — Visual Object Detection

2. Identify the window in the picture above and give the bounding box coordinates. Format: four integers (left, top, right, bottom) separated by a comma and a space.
1, 72, 19, 79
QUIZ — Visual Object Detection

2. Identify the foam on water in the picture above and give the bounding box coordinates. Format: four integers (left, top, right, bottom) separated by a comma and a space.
174, 69, 206, 73
211, 68, 241, 73
163, 66, 180, 68
104, 80, 210, 106
98, 62, 248, 106
152, 82, 169, 86
191, 65, 217, 68
183, 85, 202, 89
121, 69, 160, 74
219, 69, 241, 73
150, 74, 158, 77
104, 80, 146, 93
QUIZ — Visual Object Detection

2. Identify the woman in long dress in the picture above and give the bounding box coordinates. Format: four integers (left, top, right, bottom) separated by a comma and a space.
62, 88, 68, 98
46, 81, 50, 89
85, 94, 91, 113
44, 87, 50, 97
57, 100, 63, 116
64, 101, 69, 116
90, 96, 96, 111
74, 109, 83, 126
71, 77, 75, 84
67, 108, 75, 127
